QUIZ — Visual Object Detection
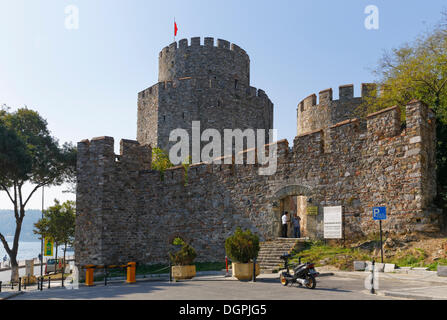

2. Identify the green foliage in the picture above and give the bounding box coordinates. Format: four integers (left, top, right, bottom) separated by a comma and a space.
358, 15, 447, 211
151, 147, 173, 180
182, 156, 192, 186
34, 199, 76, 248
0, 107, 76, 281
225, 227, 260, 263
169, 240, 197, 266
426, 259, 447, 271
290, 242, 371, 271
172, 237, 186, 246
0, 108, 77, 188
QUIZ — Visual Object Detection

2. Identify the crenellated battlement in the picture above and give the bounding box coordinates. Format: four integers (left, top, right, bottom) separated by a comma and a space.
297, 83, 377, 136
158, 37, 250, 86
159, 37, 248, 58
298, 83, 377, 108
77, 137, 152, 173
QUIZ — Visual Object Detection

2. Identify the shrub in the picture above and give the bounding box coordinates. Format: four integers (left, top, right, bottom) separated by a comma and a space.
225, 227, 260, 263
169, 241, 197, 266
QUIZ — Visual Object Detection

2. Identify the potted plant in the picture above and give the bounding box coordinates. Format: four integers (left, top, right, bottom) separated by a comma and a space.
225, 227, 261, 280
169, 238, 197, 280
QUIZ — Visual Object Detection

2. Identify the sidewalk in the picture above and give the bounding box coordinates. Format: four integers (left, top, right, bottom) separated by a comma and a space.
331, 270, 447, 300
0, 291, 24, 300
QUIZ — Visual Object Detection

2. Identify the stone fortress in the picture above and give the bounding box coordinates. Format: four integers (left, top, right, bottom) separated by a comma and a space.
137, 37, 273, 156
75, 37, 443, 267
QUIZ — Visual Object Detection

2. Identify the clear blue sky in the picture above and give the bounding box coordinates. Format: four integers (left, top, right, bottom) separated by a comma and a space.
0, 0, 446, 209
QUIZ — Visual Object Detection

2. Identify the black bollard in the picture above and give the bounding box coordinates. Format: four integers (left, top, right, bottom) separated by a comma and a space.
252, 258, 257, 282
40, 277, 43, 291
48, 276, 51, 289
18, 278, 21, 291
0, 281, 2, 292
169, 260, 172, 283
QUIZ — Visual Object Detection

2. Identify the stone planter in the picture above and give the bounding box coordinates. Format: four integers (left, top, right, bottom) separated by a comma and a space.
172, 265, 196, 280
231, 262, 260, 281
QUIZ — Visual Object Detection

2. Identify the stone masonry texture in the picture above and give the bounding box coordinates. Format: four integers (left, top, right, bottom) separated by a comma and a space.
75, 38, 443, 267
137, 37, 273, 157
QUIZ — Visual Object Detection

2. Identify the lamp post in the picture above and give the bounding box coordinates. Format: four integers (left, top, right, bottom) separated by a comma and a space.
40, 186, 44, 279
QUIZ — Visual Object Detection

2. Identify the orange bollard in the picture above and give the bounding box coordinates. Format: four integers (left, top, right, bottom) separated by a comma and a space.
85, 265, 96, 286
126, 262, 136, 283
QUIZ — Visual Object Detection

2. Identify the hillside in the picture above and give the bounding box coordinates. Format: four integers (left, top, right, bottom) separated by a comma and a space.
0, 209, 42, 242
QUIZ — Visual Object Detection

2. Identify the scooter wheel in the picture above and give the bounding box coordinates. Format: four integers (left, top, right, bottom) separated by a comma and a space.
280, 274, 288, 286
305, 275, 316, 289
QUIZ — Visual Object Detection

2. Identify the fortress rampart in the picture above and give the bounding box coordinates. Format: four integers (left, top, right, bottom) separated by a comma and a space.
76, 99, 442, 266
137, 37, 273, 155
297, 83, 377, 136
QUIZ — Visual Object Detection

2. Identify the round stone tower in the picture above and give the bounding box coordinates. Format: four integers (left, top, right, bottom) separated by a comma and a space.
137, 37, 274, 162
158, 37, 250, 86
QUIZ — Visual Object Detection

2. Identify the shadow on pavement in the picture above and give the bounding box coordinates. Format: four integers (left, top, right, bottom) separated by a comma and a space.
13, 280, 187, 300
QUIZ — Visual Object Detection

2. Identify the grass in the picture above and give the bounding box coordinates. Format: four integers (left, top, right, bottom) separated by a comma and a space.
288, 241, 371, 271
289, 241, 447, 271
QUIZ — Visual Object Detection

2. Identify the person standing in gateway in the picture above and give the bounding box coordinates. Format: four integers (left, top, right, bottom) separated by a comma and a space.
281, 212, 289, 238
292, 214, 301, 238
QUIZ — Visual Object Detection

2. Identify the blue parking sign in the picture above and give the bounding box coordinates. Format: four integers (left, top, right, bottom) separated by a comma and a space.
373, 207, 386, 220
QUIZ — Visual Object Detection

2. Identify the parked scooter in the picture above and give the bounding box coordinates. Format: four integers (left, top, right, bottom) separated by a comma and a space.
279, 253, 319, 289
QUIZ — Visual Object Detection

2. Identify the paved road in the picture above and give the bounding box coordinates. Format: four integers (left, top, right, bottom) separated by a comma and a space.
9, 273, 427, 300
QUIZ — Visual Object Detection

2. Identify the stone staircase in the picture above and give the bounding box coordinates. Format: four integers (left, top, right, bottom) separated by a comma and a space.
257, 238, 306, 273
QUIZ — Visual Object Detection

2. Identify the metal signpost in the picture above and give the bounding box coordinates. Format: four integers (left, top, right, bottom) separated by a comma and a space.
372, 207, 386, 263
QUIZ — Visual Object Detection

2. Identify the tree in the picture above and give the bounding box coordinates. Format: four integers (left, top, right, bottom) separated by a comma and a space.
34, 200, 76, 275
359, 15, 447, 213
0, 107, 76, 282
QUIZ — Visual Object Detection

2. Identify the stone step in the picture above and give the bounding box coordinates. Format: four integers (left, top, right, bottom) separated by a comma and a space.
259, 246, 295, 250
258, 260, 283, 264
258, 238, 302, 270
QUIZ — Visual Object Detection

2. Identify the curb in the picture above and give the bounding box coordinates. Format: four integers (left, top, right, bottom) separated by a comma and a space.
380, 291, 439, 300
0, 291, 24, 300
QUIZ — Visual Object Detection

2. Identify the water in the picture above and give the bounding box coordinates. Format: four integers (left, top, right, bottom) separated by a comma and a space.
0, 241, 70, 261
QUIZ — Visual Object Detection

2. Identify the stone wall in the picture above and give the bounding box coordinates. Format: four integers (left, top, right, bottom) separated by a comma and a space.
137, 37, 274, 157
75, 100, 442, 267
297, 84, 376, 136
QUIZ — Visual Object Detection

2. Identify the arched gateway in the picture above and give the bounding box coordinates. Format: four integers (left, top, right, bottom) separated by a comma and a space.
271, 185, 320, 239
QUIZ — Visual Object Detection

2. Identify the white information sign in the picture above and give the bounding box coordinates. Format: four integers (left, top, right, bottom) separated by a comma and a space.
324, 206, 343, 239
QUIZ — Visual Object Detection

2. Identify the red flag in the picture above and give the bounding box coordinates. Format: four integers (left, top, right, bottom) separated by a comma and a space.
174, 22, 178, 37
